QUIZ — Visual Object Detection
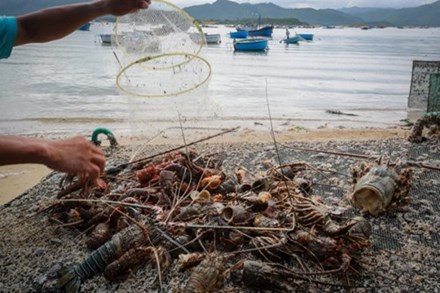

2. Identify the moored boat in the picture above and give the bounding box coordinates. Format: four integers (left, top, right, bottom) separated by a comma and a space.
205, 33, 221, 44
283, 36, 301, 44
78, 22, 91, 31
234, 38, 268, 51
298, 33, 314, 41
229, 31, 248, 39
236, 25, 273, 37
99, 34, 111, 44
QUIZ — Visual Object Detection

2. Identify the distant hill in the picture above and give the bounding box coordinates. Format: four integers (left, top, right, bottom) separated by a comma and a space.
338, 7, 392, 15
339, 1, 440, 26
184, 0, 362, 26
185, 0, 440, 27
1, 0, 439, 27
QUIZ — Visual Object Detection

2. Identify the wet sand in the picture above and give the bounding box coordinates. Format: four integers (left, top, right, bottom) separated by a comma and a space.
0, 164, 51, 205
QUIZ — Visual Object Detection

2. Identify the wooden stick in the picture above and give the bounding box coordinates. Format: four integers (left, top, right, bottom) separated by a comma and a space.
280, 144, 373, 159
111, 126, 240, 171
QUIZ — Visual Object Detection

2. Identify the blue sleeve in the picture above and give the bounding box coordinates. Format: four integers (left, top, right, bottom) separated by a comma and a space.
0, 16, 18, 59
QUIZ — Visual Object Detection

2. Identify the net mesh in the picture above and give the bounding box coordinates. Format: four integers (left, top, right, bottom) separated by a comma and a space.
428, 73, 440, 112
112, 0, 211, 98
108, 0, 219, 161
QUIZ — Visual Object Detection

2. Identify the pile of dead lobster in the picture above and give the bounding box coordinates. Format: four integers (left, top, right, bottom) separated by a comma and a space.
51, 148, 396, 292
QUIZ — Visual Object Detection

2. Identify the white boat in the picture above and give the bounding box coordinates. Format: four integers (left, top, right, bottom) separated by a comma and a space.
99, 34, 111, 44
205, 33, 221, 44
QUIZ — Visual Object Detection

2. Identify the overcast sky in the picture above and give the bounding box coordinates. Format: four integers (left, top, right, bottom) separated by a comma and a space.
175, 0, 436, 9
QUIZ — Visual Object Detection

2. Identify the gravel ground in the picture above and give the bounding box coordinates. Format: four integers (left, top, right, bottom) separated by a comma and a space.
0, 137, 439, 292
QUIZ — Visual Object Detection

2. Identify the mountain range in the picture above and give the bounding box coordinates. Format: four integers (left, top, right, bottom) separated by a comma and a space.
1, 0, 439, 27
184, 0, 440, 26
338, 2, 440, 26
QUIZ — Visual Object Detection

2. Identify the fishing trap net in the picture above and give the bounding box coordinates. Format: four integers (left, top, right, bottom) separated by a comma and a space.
109, 0, 222, 161
112, 0, 211, 98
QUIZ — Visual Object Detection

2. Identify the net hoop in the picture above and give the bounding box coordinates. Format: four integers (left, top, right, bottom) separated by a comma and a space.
116, 52, 212, 98
113, 0, 206, 70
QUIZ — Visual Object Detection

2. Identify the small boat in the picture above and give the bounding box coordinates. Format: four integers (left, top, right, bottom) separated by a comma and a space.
236, 25, 274, 37
229, 31, 248, 39
99, 34, 111, 44
298, 33, 314, 41
283, 36, 301, 44
78, 22, 91, 31
189, 33, 221, 44
205, 33, 221, 44
234, 38, 268, 52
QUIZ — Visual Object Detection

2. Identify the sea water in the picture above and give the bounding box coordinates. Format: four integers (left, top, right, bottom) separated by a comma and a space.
0, 23, 439, 137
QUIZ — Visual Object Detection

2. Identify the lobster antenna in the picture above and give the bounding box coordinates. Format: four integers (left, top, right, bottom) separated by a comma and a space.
265, 79, 294, 200
265, 79, 283, 170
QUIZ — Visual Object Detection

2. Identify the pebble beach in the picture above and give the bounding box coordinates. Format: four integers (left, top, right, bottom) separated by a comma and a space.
0, 126, 439, 292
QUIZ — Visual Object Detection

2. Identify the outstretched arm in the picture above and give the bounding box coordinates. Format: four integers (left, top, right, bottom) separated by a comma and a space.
15, 0, 150, 45
0, 136, 105, 182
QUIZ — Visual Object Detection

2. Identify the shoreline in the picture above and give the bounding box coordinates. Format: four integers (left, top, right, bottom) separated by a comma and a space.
0, 126, 411, 205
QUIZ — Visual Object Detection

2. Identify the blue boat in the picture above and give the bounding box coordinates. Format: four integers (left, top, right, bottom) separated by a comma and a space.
236, 25, 273, 37
298, 33, 314, 41
230, 31, 248, 39
78, 22, 91, 31
234, 38, 268, 52
283, 36, 301, 44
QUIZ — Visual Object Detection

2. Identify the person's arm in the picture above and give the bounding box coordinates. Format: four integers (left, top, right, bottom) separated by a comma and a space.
15, 0, 150, 45
0, 135, 105, 182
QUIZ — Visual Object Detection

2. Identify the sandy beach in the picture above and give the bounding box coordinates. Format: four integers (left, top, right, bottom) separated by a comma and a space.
0, 164, 51, 205
0, 126, 409, 205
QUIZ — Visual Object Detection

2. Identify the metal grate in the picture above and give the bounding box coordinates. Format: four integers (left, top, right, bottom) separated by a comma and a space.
408, 60, 440, 110
372, 230, 403, 251
428, 73, 440, 112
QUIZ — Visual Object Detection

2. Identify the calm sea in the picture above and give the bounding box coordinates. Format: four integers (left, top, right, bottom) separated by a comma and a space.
1, 24, 440, 137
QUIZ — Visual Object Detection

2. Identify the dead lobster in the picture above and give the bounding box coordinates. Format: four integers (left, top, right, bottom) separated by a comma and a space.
59, 223, 147, 292
292, 195, 361, 236
184, 258, 225, 293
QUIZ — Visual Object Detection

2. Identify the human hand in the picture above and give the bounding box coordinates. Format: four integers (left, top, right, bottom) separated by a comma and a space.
100, 0, 151, 17
45, 136, 106, 184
